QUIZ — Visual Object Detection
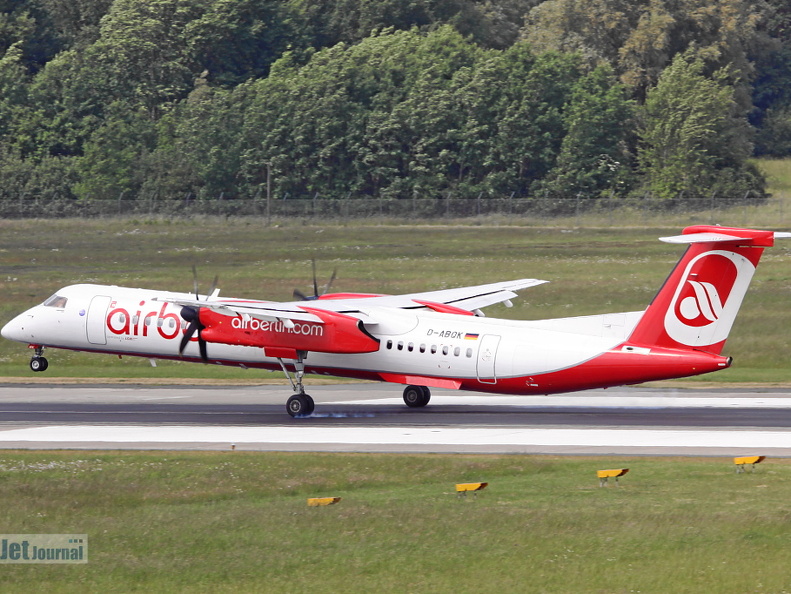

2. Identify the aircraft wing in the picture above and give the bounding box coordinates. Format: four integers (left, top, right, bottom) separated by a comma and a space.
155, 278, 546, 321
153, 297, 324, 325
329, 278, 548, 314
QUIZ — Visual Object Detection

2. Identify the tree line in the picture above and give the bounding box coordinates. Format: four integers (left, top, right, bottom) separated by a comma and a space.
1, 0, 790, 211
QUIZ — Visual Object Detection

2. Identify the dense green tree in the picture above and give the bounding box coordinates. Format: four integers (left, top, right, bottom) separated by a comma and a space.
638, 50, 761, 204
0, 42, 28, 141
289, 0, 539, 50
73, 102, 157, 201
0, 0, 777, 208
0, 149, 77, 202
185, 0, 304, 86
522, 0, 771, 101
487, 47, 581, 196
0, 0, 64, 70
751, 0, 791, 156
34, 0, 114, 51
540, 64, 635, 200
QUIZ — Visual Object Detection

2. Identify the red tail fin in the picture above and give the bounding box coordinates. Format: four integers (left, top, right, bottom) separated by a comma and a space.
628, 226, 786, 354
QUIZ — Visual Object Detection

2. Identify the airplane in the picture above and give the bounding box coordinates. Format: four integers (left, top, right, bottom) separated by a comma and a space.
2, 225, 788, 417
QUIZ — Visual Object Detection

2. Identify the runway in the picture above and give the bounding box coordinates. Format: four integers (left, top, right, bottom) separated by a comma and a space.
1, 382, 791, 455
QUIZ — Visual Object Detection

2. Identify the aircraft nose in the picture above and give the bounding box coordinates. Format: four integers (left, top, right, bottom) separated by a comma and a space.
1, 313, 31, 343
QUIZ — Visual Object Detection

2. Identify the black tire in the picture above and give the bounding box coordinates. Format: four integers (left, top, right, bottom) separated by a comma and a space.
286, 393, 315, 417
30, 357, 48, 372
403, 385, 429, 408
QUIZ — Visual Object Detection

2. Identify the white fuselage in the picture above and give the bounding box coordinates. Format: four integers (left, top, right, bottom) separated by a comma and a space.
2, 284, 644, 390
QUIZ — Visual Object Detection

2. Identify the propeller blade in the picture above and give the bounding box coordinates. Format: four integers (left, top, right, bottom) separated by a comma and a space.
294, 260, 337, 300
181, 271, 216, 362
207, 275, 219, 298
179, 320, 199, 355
192, 265, 199, 299
178, 306, 207, 360
322, 269, 337, 296
198, 336, 208, 362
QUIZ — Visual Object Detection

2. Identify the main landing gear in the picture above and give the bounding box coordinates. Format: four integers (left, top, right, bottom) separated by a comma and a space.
403, 385, 431, 408
279, 354, 315, 418
29, 346, 48, 372
278, 353, 431, 417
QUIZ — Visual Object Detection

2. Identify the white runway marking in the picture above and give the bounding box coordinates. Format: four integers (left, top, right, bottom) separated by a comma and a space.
0, 424, 787, 454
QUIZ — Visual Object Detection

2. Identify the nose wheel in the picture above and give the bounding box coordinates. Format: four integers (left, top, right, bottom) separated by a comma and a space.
30, 356, 49, 372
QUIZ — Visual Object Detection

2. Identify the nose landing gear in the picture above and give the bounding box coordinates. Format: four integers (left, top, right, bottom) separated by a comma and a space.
29, 346, 48, 372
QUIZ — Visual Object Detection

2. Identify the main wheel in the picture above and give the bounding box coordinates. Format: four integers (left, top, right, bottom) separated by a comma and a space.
403, 385, 430, 408
30, 356, 48, 372
286, 393, 315, 418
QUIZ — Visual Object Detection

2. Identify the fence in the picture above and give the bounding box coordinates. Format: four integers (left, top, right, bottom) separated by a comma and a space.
0, 191, 776, 222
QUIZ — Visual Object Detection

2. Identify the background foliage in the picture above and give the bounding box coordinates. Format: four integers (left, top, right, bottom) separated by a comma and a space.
1, 0, 790, 211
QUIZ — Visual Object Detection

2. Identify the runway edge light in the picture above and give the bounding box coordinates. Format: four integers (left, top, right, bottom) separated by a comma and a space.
734, 456, 765, 473
597, 468, 629, 487
307, 497, 341, 507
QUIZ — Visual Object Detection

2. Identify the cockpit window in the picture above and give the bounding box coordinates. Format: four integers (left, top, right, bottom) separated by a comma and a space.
43, 294, 68, 308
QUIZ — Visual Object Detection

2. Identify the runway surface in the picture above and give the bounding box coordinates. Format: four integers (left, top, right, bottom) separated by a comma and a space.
1, 382, 791, 455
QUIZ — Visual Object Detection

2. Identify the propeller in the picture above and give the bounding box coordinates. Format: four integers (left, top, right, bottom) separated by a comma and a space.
293, 259, 337, 301
178, 266, 218, 362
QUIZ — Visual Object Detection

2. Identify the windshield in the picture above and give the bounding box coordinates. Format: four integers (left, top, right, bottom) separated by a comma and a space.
42, 294, 68, 308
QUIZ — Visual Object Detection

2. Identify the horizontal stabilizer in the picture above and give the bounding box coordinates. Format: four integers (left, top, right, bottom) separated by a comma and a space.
660, 226, 791, 246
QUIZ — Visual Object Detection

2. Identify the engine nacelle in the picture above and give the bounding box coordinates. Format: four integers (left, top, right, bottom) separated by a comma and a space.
197, 307, 379, 354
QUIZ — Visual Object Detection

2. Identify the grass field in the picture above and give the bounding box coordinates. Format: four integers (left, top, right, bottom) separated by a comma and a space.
1, 451, 791, 593
1, 161, 791, 591
2, 186, 791, 382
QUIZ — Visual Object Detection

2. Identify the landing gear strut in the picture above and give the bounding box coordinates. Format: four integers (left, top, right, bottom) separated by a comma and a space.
29, 346, 48, 372
403, 385, 431, 408
279, 353, 315, 418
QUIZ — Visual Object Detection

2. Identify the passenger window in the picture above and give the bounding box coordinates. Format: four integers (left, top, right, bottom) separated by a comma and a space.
466, 348, 473, 358
407, 342, 414, 352
387, 340, 393, 349
442, 346, 449, 356
419, 344, 426, 353
43, 294, 68, 308
397, 341, 404, 351
430, 345, 437, 354
454, 347, 460, 357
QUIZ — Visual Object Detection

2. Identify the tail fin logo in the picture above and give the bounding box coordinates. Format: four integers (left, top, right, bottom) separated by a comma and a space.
664, 250, 754, 347
677, 280, 727, 326
680, 281, 723, 322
